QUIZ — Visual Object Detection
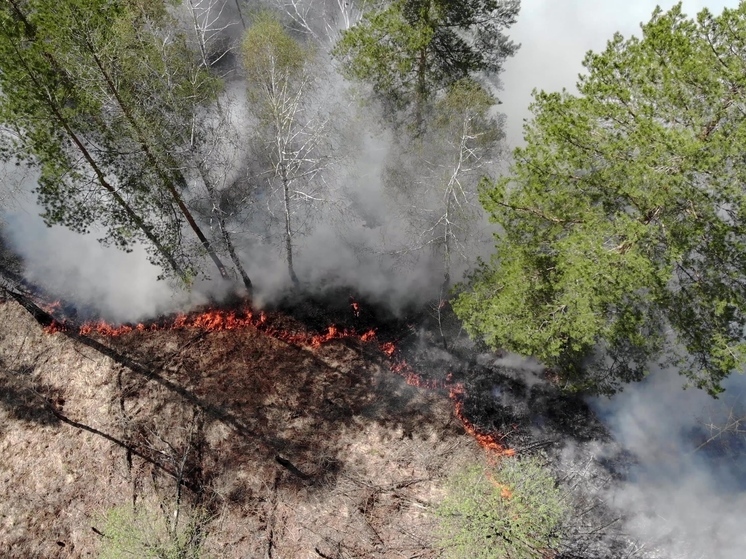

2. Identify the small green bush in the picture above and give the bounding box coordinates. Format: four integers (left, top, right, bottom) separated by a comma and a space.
436, 455, 567, 559
98, 504, 209, 559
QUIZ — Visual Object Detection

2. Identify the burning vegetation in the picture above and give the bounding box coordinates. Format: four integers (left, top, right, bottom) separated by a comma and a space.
0, 279, 656, 558
42, 296, 517, 457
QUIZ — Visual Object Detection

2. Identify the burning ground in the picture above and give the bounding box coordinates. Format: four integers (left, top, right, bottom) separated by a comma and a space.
0, 291, 490, 558
0, 288, 688, 558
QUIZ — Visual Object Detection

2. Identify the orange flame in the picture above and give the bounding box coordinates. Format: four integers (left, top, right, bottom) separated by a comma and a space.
39, 300, 62, 315
449, 385, 516, 457
42, 303, 515, 455
486, 472, 514, 499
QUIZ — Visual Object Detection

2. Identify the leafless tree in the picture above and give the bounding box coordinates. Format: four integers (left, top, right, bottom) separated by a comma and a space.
243, 16, 331, 285
267, 0, 379, 46
181, 0, 242, 72
190, 105, 256, 293
178, 0, 256, 292
694, 395, 746, 456
387, 80, 502, 293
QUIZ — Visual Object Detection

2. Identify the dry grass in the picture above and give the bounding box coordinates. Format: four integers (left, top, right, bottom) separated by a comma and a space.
0, 298, 477, 558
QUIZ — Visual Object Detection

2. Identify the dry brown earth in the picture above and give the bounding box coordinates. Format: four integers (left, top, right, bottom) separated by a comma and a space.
0, 297, 479, 558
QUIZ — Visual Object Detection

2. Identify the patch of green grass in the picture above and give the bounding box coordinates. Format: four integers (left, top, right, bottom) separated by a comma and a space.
98, 503, 211, 559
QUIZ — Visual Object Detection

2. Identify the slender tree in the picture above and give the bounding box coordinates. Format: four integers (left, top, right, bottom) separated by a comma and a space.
0, 0, 246, 286
267, 0, 381, 45
0, 0, 190, 280
382, 79, 501, 347
181, 0, 254, 292
242, 15, 328, 286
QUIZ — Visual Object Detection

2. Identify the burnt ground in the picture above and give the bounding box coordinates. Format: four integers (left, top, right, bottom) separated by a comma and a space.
0, 288, 647, 559
0, 295, 476, 558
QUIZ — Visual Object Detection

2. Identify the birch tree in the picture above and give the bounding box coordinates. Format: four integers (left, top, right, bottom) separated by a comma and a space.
266, 0, 380, 45
242, 16, 328, 286
181, 0, 254, 292
386, 80, 501, 291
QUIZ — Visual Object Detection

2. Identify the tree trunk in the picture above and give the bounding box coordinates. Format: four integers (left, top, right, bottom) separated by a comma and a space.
415, 45, 427, 135
281, 164, 300, 286
234, 0, 246, 29
85, 37, 232, 283
6, 0, 187, 280
438, 195, 452, 350
443, 195, 451, 293
198, 167, 253, 294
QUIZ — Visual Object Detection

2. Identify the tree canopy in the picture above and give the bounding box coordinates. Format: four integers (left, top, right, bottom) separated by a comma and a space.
333, 0, 519, 129
454, 3, 746, 396
242, 15, 327, 285
0, 0, 233, 284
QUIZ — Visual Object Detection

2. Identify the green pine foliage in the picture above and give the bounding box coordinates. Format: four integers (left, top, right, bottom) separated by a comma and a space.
0, 0, 221, 282
333, 0, 519, 127
454, 3, 746, 396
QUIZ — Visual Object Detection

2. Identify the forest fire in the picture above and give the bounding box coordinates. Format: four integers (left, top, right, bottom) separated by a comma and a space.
449, 385, 516, 457
42, 301, 515, 456
486, 471, 514, 499
350, 299, 361, 317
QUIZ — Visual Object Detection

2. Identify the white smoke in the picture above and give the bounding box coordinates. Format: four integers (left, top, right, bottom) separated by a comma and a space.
590, 369, 746, 558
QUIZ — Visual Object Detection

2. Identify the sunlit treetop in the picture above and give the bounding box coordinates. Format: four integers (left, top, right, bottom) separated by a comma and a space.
454, 2, 746, 396
333, 0, 520, 130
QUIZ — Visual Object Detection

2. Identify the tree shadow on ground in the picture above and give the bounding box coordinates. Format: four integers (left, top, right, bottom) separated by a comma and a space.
6, 282, 462, 502
0, 357, 60, 426
111, 324, 461, 491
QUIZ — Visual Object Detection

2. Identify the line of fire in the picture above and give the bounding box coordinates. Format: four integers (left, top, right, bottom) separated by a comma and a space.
38, 296, 516, 458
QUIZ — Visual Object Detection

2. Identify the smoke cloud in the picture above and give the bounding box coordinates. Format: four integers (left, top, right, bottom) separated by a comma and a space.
589, 370, 746, 558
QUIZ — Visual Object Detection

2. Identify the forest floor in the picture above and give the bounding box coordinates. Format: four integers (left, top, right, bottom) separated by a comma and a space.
0, 294, 479, 558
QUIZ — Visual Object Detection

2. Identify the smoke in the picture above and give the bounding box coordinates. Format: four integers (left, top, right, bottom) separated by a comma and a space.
1, 197, 224, 322
3, 4, 746, 555
586, 369, 746, 559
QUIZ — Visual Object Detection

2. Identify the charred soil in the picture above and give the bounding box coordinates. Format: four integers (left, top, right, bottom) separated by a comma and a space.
0, 287, 641, 559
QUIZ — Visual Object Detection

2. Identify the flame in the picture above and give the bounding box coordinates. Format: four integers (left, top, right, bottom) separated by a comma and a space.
449, 385, 516, 457
41, 303, 515, 455
360, 329, 377, 342
350, 299, 361, 317
380, 342, 396, 356
486, 471, 514, 499
39, 300, 62, 315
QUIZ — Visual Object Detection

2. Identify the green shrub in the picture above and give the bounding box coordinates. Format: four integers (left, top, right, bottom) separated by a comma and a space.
436, 455, 567, 559
98, 504, 209, 559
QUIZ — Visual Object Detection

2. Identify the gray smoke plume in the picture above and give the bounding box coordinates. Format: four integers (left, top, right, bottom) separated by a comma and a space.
2, 4, 745, 557
588, 369, 746, 558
